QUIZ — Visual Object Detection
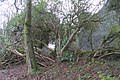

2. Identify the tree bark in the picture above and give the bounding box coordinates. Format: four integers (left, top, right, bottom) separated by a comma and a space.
24, 0, 38, 74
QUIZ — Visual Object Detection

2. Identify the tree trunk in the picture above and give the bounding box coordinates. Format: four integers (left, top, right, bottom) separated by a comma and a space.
24, 0, 38, 74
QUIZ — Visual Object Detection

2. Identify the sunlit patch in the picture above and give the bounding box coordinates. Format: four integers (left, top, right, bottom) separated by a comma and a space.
48, 43, 55, 50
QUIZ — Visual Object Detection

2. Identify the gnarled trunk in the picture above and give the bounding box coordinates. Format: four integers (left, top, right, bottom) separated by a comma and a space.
24, 0, 38, 74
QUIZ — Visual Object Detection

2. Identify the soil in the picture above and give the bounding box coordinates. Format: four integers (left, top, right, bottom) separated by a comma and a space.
0, 59, 120, 80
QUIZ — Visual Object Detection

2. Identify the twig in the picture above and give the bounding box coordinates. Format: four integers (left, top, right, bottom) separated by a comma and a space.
7, 48, 25, 58
35, 51, 55, 63
98, 52, 120, 59
37, 62, 47, 67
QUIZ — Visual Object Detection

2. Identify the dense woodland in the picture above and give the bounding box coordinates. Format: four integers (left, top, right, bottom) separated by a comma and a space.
0, 0, 120, 80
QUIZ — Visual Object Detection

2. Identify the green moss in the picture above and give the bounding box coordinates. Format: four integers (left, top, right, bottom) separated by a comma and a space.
28, 63, 43, 75
17, 48, 25, 54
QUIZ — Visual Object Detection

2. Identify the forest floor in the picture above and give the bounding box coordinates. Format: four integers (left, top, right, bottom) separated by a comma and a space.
0, 59, 120, 80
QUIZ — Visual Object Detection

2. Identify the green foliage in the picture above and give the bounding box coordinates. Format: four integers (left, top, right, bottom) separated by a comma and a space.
3, 13, 24, 50
0, 32, 9, 54
109, 25, 120, 47
35, 0, 46, 11
78, 12, 99, 31
115, 38, 120, 47
31, 0, 59, 48
5, 0, 59, 49
17, 48, 25, 54
107, 0, 120, 12
30, 68, 43, 74
75, 72, 93, 80
97, 71, 116, 80
60, 51, 75, 62
10, 14, 22, 24
108, 24, 120, 34
75, 75, 81, 80
80, 73, 91, 79
61, 36, 68, 47
102, 24, 120, 47
106, 24, 120, 39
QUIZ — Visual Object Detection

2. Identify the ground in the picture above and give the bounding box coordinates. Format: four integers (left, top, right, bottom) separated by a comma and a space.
0, 59, 120, 80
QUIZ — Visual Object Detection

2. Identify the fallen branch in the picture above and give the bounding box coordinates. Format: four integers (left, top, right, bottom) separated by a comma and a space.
39, 54, 55, 63
37, 62, 47, 67
98, 52, 120, 59
35, 51, 55, 63
7, 48, 25, 58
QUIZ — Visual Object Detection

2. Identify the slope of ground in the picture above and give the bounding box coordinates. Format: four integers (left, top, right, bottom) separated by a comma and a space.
0, 59, 120, 80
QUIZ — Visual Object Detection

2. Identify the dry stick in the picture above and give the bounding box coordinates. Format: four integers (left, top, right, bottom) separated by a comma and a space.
37, 62, 47, 67
12, 49, 25, 56
98, 52, 120, 60
39, 54, 55, 63
35, 52, 47, 67
7, 48, 25, 58
84, 50, 96, 64
35, 48, 55, 62
1, 49, 25, 66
